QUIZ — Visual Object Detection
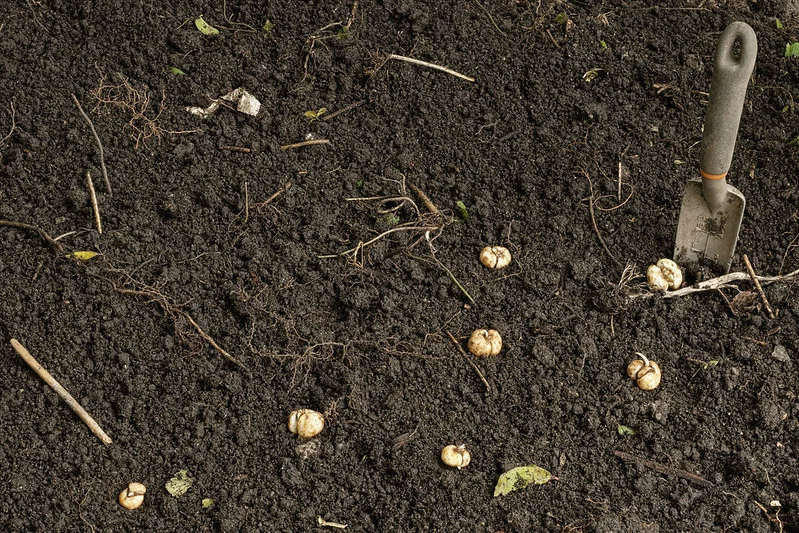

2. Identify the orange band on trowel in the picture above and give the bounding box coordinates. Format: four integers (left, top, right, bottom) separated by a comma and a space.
699, 169, 728, 180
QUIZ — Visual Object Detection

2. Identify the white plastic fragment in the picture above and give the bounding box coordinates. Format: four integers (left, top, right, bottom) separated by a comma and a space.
185, 87, 261, 118
221, 88, 261, 116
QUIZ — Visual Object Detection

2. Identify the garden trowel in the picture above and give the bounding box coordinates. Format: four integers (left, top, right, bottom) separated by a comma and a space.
674, 21, 757, 274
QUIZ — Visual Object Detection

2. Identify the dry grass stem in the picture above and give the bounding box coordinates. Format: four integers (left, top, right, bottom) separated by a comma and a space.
10, 338, 112, 445
0, 219, 65, 254
446, 331, 490, 391
109, 271, 249, 370
85, 171, 102, 234
323, 100, 365, 121
0, 102, 16, 146
387, 54, 475, 82
280, 139, 330, 150
743, 254, 776, 319
71, 94, 111, 195
219, 145, 251, 153
631, 267, 799, 299
613, 450, 712, 488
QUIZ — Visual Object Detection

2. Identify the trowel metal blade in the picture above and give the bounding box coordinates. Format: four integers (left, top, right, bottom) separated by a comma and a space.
674, 178, 745, 274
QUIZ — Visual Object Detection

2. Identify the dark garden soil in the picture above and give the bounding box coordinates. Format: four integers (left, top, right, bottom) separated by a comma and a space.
1, 0, 799, 531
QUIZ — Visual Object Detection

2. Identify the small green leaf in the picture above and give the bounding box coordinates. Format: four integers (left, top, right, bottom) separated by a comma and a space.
554, 13, 568, 26
783, 105, 790, 113
582, 68, 603, 83
785, 42, 799, 58
303, 107, 327, 121
263, 19, 274, 38
494, 464, 552, 497
202, 498, 214, 509
674, 159, 685, 165
455, 200, 468, 221
380, 213, 400, 227
600, 40, 607, 50
67, 251, 99, 261
776, 19, 784, 30
617, 424, 635, 436
167, 67, 185, 76
789, 136, 799, 146
195, 16, 219, 36
165, 469, 194, 498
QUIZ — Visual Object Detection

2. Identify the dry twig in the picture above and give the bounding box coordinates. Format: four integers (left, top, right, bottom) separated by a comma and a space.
631, 267, 799, 300
0, 102, 16, 146
446, 331, 490, 391
323, 100, 366, 122
11, 339, 112, 445
582, 171, 621, 267
387, 54, 475, 82
613, 450, 713, 488
743, 254, 776, 319
72, 94, 112, 195
280, 139, 330, 150
219, 145, 251, 153
109, 271, 248, 370
0, 219, 65, 254
85, 171, 102, 234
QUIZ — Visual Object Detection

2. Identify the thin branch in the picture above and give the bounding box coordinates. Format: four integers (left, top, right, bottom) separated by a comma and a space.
112, 278, 249, 371
743, 254, 776, 319
71, 94, 112, 195
425, 233, 475, 305
472, 0, 508, 37
182, 313, 247, 371
583, 171, 621, 267
11, 339, 112, 445
318, 225, 440, 259
387, 54, 475, 83
0, 102, 16, 146
613, 450, 713, 488
631, 267, 799, 299
250, 182, 292, 210
407, 182, 440, 215
323, 100, 366, 122
219, 145, 251, 153
446, 331, 490, 391
0, 219, 65, 254
280, 139, 331, 150
85, 171, 102, 234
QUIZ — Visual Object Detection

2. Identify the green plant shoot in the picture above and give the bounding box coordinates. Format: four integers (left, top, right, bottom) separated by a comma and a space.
195, 16, 219, 36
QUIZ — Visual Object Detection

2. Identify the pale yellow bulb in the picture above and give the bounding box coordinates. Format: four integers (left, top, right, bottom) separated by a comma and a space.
441, 445, 471, 469
467, 329, 502, 357
119, 482, 146, 510
479, 246, 512, 269
288, 409, 325, 438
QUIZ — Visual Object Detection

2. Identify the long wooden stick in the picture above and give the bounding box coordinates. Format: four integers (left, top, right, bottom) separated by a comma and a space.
10, 339, 112, 445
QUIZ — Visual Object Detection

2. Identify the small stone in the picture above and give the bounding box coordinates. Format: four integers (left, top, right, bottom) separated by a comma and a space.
771, 345, 790, 363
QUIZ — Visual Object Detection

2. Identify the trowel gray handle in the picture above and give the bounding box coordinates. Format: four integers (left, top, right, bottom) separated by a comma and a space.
700, 21, 757, 208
